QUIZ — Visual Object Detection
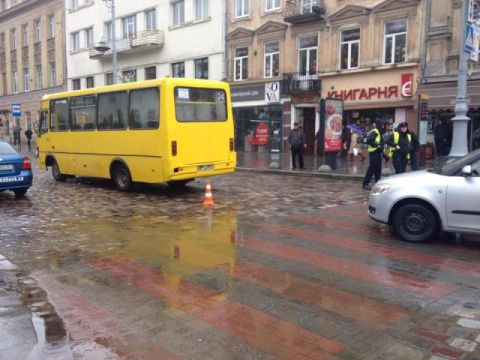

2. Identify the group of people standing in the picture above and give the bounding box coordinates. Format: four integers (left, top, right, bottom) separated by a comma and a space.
12, 126, 33, 151
362, 120, 419, 190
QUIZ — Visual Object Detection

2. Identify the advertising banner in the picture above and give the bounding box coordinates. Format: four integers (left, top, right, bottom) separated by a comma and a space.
322, 99, 344, 153
248, 122, 269, 146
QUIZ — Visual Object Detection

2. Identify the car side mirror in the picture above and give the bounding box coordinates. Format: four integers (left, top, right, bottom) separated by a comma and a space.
462, 165, 472, 176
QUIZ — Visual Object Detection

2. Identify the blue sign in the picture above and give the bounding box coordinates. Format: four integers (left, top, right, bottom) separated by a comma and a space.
466, 23, 475, 52
11, 103, 21, 117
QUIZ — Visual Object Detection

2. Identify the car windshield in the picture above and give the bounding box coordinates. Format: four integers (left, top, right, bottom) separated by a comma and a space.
0, 142, 17, 155
429, 149, 480, 175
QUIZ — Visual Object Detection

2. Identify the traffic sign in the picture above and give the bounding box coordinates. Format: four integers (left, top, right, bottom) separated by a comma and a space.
11, 103, 21, 118
472, 24, 480, 62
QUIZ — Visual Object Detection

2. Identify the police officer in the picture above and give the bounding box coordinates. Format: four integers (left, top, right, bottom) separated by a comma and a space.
362, 120, 384, 191
387, 122, 412, 174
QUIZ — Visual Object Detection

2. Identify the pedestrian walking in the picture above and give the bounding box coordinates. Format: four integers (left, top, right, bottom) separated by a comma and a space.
387, 122, 412, 174
13, 126, 19, 146
348, 131, 365, 161
24, 128, 33, 152
288, 122, 306, 170
472, 127, 480, 151
408, 126, 419, 171
362, 120, 384, 190
434, 120, 448, 156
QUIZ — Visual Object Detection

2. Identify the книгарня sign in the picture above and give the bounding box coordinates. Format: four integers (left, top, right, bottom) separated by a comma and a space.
326, 86, 399, 101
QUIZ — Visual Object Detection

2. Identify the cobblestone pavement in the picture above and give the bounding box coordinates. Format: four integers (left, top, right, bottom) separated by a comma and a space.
1, 159, 480, 360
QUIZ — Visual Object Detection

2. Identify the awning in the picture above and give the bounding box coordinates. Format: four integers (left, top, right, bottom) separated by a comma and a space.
418, 80, 480, 110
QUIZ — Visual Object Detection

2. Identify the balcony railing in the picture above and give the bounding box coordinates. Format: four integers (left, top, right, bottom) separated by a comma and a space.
89, 30, 164, 59
283, 73, 321, 93
284, 0, 326, 25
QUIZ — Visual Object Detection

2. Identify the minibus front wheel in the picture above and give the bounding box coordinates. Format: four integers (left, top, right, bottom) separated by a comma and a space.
111, 162, 132, 191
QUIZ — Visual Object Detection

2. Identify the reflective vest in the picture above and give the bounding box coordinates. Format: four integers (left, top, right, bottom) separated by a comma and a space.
390, 131, 412, 159
368, 128, 381, 153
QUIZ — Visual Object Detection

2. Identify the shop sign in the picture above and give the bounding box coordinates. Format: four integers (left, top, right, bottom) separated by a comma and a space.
401, 73, 413, 97
265, 82, 280, 103
248, 122, 269, 146
231, 85, 264, 102
326, 73, 414, 101
322, 99, 343, 153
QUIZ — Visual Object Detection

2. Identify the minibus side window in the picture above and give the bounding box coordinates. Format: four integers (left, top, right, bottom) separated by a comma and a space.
50, 99, 69, 131
97, 91, 128, 130
129, 87, 160, 129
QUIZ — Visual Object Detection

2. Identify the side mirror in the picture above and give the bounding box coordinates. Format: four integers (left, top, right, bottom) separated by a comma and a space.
462, 165, 472, 176
33, 120, 39, 136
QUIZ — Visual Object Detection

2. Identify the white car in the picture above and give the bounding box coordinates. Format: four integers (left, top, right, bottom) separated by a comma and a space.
368, 149, 480, 242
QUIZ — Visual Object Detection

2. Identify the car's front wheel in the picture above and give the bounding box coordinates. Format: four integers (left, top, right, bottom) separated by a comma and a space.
393, 203, 438, 243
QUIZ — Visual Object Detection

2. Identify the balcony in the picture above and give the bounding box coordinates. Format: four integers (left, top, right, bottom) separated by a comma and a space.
284, 0, 326, 25
89, 30, 164, 60
283, 73, 321, 93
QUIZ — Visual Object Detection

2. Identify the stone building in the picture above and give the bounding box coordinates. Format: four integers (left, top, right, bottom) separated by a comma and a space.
65, 0, 227, 90
226, 0, 424, 155
420, 0, 480, 152
0, 0, 66, 143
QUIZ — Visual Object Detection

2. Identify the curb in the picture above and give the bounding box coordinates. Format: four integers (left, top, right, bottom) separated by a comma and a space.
236, 167, 364, 180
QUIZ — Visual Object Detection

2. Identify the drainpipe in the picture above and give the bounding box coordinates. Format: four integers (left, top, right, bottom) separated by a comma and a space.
420, 0, 432, 83
221, 0, 227, 80
62, 2, 68, 90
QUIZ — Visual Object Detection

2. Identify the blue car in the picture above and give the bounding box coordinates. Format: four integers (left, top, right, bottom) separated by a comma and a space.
0, 141, 33, 197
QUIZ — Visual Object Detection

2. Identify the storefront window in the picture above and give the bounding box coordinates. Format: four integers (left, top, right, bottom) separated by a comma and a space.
233, 105, 282, 152
344, 108, 395, 133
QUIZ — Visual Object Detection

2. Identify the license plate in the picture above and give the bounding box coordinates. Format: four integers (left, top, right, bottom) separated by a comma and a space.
0, 176, 24, 183
0, 164, 13, 171
198, 165, 213, 172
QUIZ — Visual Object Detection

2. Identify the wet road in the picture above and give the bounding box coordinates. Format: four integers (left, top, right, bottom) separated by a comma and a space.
1, 160, 480, 360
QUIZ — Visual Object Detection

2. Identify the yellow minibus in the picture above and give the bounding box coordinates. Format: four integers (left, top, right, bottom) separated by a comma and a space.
36, 78, 236, 190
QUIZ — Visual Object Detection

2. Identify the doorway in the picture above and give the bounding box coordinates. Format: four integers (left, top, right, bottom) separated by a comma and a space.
299, 107, 316, 155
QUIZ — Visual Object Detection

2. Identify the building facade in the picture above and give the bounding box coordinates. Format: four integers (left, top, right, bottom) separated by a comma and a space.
65, 0, 227, 90
0, 0, 66, 141
227, 0, 424, 155
420, 0, 480, 152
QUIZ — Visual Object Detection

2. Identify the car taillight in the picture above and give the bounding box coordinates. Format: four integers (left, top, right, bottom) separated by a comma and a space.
229, 138, 235, 151
22, 156, 32, 170
172, 141, 177, 156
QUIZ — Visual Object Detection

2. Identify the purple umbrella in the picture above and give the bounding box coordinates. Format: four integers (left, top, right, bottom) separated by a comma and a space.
347, 124, 364, 135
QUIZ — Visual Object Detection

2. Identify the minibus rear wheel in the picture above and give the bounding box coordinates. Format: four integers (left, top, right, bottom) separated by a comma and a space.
51, 160, 66, 182
112, 163, 132, 191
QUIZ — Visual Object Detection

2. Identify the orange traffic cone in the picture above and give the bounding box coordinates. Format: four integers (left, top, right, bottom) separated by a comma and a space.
203, 180, 215, 206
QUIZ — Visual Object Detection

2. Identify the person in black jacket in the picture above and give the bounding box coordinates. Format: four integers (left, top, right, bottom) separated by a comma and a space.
387, 122, 412, 174
362, 120, 384, 190
407, 126, 419, 171
434, 120, 448, 156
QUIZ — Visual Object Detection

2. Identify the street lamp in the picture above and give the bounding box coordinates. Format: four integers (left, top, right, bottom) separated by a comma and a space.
450, 0, 472, 156
94, 0, 117, 84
